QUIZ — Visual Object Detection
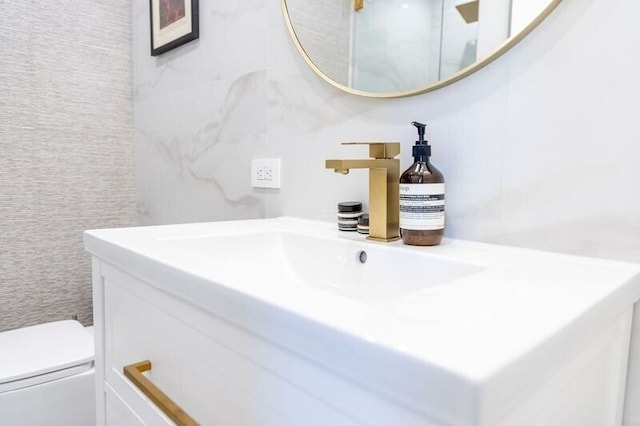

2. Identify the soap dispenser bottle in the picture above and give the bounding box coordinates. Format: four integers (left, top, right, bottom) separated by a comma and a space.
399, 121, 445, 246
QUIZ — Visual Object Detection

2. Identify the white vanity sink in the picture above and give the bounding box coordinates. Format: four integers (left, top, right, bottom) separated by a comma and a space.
85, 217, 640, 426
159, 228, 482, 301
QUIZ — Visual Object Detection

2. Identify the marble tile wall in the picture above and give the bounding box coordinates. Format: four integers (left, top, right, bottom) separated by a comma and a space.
133, 0, 640, 423
0, 1, 136, 331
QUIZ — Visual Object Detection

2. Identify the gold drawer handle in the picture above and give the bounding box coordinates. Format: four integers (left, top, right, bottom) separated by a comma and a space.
123, 360, 198, 426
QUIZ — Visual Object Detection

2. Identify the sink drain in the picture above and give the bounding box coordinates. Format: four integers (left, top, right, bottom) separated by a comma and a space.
356, 250, 367, 264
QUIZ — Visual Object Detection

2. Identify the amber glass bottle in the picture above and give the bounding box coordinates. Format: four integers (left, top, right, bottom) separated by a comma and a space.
399, 122, 445, 246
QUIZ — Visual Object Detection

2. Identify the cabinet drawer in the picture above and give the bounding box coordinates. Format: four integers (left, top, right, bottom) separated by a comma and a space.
105, 382, 145, 426
100, 263, 376, 426
106, 373, 173, 426
103, 269, 297, 425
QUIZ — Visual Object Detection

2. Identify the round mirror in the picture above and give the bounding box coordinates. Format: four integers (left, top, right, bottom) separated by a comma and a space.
282, 0, 562, 98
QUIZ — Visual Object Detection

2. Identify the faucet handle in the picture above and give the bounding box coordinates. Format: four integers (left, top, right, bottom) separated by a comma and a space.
341, 142, 400, 159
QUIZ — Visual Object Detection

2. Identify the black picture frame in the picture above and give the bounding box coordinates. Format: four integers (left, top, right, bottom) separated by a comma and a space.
150, 0, 199, 56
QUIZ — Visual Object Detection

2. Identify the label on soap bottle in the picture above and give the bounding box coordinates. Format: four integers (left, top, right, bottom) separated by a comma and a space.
399, 183, 445, 230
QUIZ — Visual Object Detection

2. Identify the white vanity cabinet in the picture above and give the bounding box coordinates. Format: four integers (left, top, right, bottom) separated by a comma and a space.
86, 218, 640, 426
92, 260, 384, 426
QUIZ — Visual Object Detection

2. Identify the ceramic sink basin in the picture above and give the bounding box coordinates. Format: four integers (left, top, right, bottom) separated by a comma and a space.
159, 230, 483, 302
84, 217, 640, 426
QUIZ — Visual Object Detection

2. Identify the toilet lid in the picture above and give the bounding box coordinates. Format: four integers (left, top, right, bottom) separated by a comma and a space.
0, 320, 94, 392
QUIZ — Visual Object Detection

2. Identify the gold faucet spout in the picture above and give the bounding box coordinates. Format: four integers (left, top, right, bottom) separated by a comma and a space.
325, 159, 351, 174
325, 143, 401, 242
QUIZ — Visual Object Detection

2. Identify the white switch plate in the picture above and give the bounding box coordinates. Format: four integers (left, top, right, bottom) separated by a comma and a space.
251, 158, 281, 189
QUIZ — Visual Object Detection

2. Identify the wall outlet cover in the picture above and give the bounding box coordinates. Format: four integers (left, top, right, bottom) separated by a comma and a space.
251, 159, 281, 189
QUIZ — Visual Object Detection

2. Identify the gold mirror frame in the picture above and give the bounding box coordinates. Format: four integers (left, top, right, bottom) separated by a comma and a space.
281, 0, 563, 98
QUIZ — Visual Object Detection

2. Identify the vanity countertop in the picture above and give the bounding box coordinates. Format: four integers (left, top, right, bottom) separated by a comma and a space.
84, 217, 640, 422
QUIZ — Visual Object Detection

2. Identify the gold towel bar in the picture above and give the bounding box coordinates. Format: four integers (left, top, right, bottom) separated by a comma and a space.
123, 360, 198, 426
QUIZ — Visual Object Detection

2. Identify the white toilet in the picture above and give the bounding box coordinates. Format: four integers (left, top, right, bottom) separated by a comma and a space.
0, 320, 96, 426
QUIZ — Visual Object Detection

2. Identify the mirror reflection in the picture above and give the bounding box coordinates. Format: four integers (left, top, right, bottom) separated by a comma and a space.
284, 0, 557, 95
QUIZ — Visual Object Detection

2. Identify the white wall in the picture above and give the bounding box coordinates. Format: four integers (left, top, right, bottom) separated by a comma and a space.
133, 0, 640, 423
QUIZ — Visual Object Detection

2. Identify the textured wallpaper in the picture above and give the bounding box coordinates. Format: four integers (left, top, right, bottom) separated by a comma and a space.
0, 2, 135, 331
286, 0, 352, 86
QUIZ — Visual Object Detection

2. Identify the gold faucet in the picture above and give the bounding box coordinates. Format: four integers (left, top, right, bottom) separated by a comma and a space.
326, 142, 400, 242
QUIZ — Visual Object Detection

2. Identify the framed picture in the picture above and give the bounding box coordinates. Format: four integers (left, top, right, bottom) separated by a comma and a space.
150, 0, 199, 56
